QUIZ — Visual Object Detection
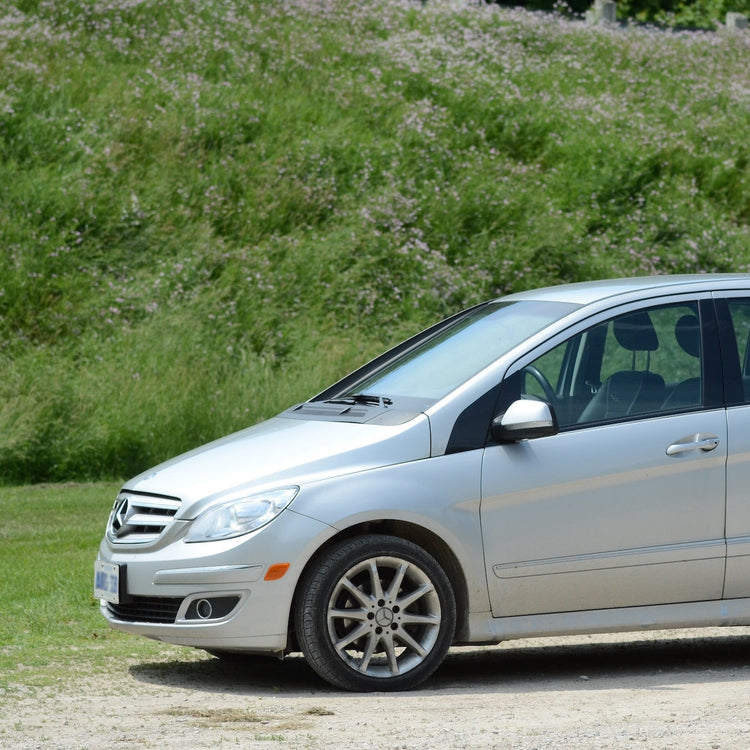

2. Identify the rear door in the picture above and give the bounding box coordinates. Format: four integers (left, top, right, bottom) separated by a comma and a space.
480, 296, 728, 617
716, 295, 750, 599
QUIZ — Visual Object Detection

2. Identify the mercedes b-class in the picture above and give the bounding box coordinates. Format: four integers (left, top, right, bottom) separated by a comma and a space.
96, 274, 750, 690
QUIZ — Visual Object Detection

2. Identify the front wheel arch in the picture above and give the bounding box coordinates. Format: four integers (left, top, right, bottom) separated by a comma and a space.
290, 520, 470, 645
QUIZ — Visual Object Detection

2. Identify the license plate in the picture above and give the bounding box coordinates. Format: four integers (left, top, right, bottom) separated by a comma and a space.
94, 560, 120, 604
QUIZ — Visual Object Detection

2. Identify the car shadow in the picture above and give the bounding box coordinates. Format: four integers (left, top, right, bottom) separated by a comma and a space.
433, 632, 750, 694
129, 630, 750, 696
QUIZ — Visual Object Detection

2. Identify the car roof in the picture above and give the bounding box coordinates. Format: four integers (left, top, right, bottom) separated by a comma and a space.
500, 274, 750, 306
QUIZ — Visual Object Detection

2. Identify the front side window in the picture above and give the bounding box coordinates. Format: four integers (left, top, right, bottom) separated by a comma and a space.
521, 302, 702, 428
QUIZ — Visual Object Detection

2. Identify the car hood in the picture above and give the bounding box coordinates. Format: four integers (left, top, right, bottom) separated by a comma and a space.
124, 413, 432, 518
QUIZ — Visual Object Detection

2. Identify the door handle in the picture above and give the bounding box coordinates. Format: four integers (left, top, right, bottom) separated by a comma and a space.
666, 433, 720, 456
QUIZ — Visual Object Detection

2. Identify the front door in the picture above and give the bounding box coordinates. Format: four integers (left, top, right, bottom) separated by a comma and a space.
480, 299, 727, 617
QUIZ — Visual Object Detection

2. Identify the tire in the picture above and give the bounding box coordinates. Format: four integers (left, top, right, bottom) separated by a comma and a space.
294, 534, 456, 692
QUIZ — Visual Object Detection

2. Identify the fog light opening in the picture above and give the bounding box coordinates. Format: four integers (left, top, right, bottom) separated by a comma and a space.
196, 599, 213, 620
184, 595, 241, 621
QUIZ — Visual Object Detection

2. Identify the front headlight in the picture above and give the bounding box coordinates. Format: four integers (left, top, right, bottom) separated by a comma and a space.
185, 487, 299, 543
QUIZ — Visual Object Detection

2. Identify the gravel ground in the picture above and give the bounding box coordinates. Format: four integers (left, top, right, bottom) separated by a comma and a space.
3, 628, 750, 750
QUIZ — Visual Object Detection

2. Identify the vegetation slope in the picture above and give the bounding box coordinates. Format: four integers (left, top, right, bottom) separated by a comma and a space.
2, 0, 750, 482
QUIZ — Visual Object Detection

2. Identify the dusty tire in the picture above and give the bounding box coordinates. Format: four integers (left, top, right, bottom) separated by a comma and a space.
294, 534, 456, 692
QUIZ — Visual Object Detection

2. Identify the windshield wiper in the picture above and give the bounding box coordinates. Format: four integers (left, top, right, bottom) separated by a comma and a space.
324, 393, 393, 407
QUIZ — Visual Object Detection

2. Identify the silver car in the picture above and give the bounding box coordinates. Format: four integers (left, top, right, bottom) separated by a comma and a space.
95, 274, 750, 691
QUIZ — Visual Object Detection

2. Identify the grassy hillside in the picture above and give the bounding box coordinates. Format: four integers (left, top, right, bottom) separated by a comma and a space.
2, 0, 750, 482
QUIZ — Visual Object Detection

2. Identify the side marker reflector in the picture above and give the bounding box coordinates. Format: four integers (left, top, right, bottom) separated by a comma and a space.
264, 563, 291, 581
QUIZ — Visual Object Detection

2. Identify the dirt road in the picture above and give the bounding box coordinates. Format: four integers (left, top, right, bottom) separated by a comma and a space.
3, 628, 750, 749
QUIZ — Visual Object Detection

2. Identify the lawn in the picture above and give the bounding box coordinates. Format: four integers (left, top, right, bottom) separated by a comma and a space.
0, 483, 198, 690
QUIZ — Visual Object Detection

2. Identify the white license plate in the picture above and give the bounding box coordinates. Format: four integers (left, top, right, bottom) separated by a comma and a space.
94, 560, 120, 604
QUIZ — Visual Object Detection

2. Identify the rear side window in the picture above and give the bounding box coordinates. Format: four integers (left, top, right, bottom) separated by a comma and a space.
725, 300, 750, 402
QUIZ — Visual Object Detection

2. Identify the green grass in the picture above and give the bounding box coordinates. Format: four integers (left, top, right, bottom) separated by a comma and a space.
1, 0, 750, 482
0, 483, 201, 690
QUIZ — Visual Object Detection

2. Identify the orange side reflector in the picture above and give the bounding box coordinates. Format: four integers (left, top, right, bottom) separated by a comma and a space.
264, 563, 291, 581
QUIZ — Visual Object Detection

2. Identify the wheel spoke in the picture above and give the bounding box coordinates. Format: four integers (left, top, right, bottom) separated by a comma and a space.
381, 631, 399, 674
383, 561, 408, 601
329, 607, 369, 622
393, 626, 428, 657
395, 581, 435, 610
340, 576, 374, 609
366, 559, 386, 601
333, 621, 371, 651
399, 611, 440, 626
358, 632, 381, 672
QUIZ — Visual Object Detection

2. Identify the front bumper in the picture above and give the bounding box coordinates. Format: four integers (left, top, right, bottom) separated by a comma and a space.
96, 508, 334, 654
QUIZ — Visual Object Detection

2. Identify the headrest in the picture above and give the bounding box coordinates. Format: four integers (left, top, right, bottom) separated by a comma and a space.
675, 314, 700, 358
613, 311, 659, 352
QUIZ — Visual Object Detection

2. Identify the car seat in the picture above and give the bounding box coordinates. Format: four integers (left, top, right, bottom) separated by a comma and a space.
578, 311, 666, 422
661, 314, 701, 410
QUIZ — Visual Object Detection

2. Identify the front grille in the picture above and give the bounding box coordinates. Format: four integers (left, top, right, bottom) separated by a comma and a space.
107, 491, 181, 544
107, 596, 183, 624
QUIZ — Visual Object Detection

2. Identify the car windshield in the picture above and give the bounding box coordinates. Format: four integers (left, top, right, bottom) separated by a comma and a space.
338, 300, 579, 403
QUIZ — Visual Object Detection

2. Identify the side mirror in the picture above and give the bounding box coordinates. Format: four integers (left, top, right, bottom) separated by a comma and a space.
491, 399, 558, 443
